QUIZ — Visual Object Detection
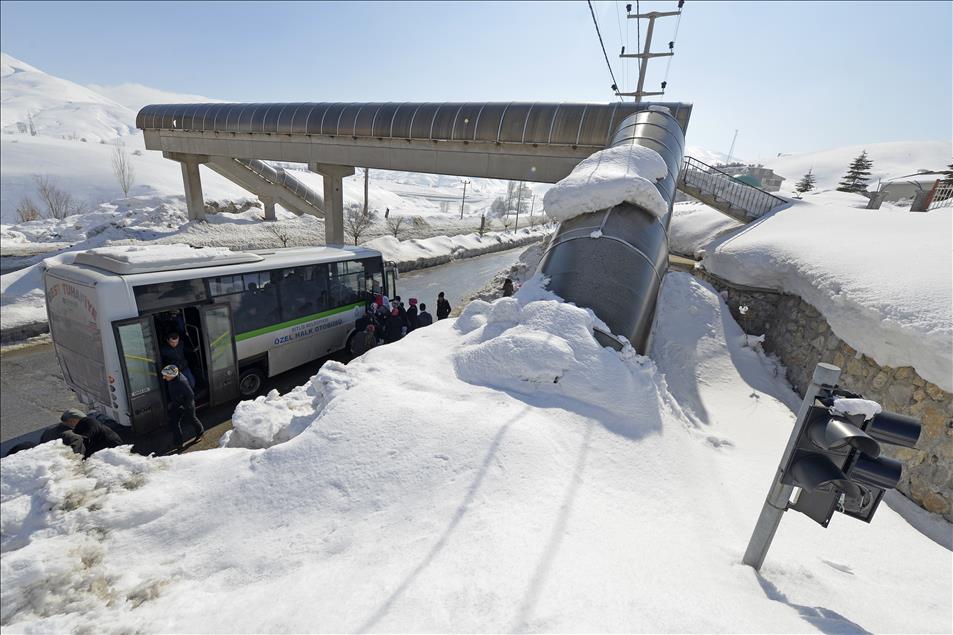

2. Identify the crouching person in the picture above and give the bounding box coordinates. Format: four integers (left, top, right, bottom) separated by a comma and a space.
73, 416, 123, 458
161, 365, 204, 449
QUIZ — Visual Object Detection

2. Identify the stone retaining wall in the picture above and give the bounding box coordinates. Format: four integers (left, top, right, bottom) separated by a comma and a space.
691, 268, 953, 522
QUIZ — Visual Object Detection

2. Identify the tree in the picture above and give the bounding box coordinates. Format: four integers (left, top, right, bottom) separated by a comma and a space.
837, 151, 873, 193
264, 222, 293, 247
112, 140, 135, 198
386, 215, 406, 239
16, 197, 41, 222
344, 203, 377, 245
477, 214, 487, 237
490, 196, 506, 218
33, 175, 85, 219
793, 169, 816, 198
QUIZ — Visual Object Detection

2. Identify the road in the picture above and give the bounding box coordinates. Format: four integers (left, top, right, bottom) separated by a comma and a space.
0, 245, 530, 455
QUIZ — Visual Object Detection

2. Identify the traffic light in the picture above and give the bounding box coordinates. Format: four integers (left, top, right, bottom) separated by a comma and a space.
783, 391, 921, 527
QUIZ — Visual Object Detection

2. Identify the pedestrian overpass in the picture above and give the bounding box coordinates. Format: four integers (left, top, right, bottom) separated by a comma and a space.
136, 101, 785, 352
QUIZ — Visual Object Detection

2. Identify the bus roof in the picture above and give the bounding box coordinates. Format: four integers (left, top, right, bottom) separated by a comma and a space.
60, 244, 384, 280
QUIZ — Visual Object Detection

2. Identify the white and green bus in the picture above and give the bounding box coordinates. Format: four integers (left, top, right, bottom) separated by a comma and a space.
43, 245, 397, 436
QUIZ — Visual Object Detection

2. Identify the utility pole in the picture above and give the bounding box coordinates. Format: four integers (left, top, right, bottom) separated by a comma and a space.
529, 193, 536, 228
515, 181, 524, 231
363, 168, 370, 217
617, 6, 681, 102
459, 179, 470, 219
725, 129, 739, 166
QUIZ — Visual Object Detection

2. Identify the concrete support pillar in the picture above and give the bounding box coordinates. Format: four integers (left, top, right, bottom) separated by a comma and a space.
261, 196, 277, 221
310, 163, 354, 245
164, 152, 209, 221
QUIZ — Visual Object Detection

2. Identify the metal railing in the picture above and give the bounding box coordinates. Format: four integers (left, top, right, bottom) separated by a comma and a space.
927, 181, 953, 210
234, 159, 324, 211
679, 156, 787, 220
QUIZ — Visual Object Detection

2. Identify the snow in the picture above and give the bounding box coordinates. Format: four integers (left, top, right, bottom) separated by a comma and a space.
543, 144, 669, 222
831, 398, 883, 421
669, 200, 742, 257
85, 83, 226, 112
82, 244, 239, 266
1, 273, 950, 633
0, 53, 136, 143
0, 252, 76, 331
766, 140, 951, 191
363, 227, 550, 270
700, 191, 953, 392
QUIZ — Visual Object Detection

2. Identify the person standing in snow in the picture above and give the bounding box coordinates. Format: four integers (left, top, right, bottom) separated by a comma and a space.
436, 292, 451, 320
383, 307, 404, 344
416, 303, 433, 327
406, 298, 419, 332
502, 278, 514, 297
161, 365, 204, 449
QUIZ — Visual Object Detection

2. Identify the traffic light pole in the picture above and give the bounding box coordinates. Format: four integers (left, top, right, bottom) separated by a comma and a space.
743, 362, 842, 570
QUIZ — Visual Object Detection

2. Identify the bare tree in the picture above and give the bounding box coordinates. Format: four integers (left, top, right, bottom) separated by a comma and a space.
112, 140, 135, 198
33, 175, 85, 219
264, 222, 294, 247
344, 203, 377, 245
16, 197, 41, 222
411, 215, 430, 234
386, 215, 406, 239
27, 111, 37, 136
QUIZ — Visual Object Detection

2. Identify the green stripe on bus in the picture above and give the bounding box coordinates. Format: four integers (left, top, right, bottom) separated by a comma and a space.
234, 301, 366, 342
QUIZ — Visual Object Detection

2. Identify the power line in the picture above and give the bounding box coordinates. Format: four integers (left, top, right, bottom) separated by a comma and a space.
614, 1, 625, 92
587, 0, 623, 101
662, 2, 684, 85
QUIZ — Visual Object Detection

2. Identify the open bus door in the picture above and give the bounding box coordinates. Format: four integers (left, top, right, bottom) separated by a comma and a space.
200, 303, 240, 407
113, 317, 166, 436
385, 261, 398, 298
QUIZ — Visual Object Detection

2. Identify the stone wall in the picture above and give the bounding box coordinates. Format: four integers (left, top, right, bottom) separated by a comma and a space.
690, 268, 953, 522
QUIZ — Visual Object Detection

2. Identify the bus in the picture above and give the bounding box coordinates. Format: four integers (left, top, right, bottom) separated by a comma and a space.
43, 245, 397, 436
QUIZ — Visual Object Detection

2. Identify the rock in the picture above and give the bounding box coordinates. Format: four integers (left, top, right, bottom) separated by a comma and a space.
886, 383, 914, 408
871, 371, 891, 390
925, 382, 947, 401
894, 367, 912, 380
921, 491, 951, 516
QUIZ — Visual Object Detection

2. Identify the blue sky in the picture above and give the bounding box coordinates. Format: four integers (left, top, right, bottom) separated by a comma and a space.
1, 1, 950, 159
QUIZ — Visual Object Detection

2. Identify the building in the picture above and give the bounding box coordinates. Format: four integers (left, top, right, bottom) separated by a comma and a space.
879, 170, 946, 203
716, 163, 786, 192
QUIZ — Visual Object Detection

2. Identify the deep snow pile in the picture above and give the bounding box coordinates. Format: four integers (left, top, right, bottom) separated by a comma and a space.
668, 200, 741, 258
700, 191, 953, 392
543, 144, 668, 221
363, 228, 550, 271
2, 273, 949, 633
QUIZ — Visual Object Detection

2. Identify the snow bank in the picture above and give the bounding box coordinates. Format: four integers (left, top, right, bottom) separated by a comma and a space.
701, 192, 953, 392
364, 227, 550, 271
0, 252, 76, 332
669, 200, 742, 257
543, 144, 668, 222
2, 272, 949, 633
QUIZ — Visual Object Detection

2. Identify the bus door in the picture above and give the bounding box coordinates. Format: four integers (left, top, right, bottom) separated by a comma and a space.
201, 303, 240, 407
385, 263, 398, 298
113, 317, 166, 436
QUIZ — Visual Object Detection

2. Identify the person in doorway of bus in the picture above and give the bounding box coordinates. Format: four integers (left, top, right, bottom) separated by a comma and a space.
161, 365, 205, 448
436, 292, 452, 320
161, 332, 195, 389
73, 416, 123, 458
406, 298, 419, 332
383, 307, 404, 344
350, 323, 378, 357
416, 303, 433, 327
502, 278, 515, 297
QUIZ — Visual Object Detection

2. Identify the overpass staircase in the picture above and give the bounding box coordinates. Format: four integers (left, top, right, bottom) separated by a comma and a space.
205, 158, 325, 217
678, 156, 788, 222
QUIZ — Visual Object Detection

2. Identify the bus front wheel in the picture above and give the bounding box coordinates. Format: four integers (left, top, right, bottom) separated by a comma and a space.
239, 367, 265, 398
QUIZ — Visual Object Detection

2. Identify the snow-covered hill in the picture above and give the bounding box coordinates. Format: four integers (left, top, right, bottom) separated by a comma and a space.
0, 53, 136, 142
765, 140, 951, 191
85, 83, 226, 112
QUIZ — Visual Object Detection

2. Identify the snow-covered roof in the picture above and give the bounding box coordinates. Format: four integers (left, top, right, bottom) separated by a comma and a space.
73, 245, 262, 274
883, 171, 944, 184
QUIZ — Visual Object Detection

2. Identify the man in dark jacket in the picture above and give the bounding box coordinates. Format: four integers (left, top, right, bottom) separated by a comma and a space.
406, 298, 419, 332
436, 292, 452, 320
417, 303, 434, 327
73, 416, 123, 458
40, 408, 85, 444
161, 365, 204, 448
161, 332, 195, 388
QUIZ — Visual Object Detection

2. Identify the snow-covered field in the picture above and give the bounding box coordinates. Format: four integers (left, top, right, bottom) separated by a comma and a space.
2, 273, 949, 632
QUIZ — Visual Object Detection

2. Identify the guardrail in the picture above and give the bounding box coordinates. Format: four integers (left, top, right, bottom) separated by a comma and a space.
679, 156, 787, 220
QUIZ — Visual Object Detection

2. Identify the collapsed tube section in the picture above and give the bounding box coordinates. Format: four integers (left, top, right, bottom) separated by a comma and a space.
538, 108, 687, 352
